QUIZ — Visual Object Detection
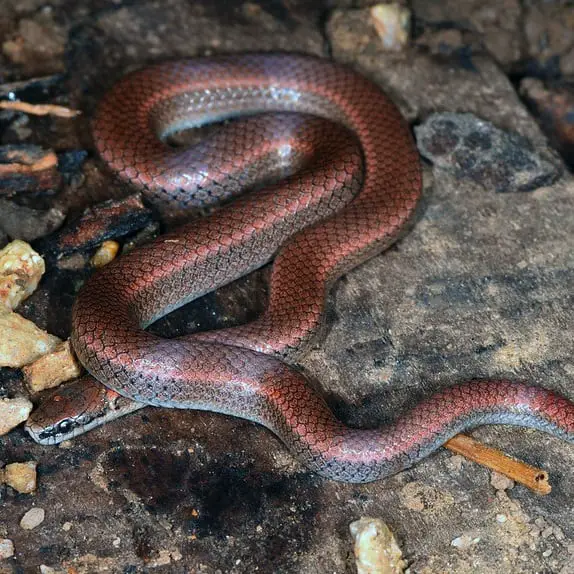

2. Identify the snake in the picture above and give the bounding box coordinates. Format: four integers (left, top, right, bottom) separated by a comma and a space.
26, 53, 574, 483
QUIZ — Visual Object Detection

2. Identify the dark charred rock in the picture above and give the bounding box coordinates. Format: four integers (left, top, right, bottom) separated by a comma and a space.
35, 193, 154, 261
415, 112, 562, 192
520, 78, 574, 170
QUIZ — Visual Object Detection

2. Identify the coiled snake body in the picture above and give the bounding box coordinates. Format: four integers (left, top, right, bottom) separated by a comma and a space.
27, 54, 574, 483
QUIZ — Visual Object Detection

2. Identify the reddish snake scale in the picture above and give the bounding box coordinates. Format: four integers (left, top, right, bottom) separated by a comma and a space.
27, 54, 574, 483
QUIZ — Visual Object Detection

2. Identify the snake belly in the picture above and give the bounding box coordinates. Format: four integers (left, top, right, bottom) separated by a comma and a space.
38, 53, 573, 483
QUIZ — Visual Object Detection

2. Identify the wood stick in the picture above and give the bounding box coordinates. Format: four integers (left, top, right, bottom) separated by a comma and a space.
0, 151, 57, 174
445, 433, 551, 495
0, 101, 80, 118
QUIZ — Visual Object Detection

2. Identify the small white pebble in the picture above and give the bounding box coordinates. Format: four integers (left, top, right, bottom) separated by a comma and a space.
451, 536, 464, 548
0, 538, 15, 559
255, 525, 263, 533
113, 537, 121, 548
20, 507, 45, 530
350, 517, 405, 574
496, 514, 507, 523
370, 4, 411, 51
542, 549, 552, 558
61, 521, 72, 531
451, 534, 480, 549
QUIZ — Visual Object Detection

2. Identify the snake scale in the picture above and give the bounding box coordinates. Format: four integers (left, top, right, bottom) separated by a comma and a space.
27, 54, 574, 483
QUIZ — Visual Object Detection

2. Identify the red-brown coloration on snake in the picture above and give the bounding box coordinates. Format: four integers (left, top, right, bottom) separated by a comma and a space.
35, 54, 574, 482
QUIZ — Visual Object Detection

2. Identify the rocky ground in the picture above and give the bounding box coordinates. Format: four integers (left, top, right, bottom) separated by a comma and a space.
1, 1, 574, 573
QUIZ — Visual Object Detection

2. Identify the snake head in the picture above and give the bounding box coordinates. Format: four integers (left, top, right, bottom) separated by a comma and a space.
25, 376, 141, 445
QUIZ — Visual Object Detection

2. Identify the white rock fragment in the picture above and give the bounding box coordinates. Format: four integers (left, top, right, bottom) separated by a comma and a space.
0, 538, 15, 559
451, 534, 481, 549
350, 517, 405, 574
0, 396, 33, 435
0, 307, 61, 367
20, 507, 45, 530
0, 240, 45, 311
23, 339, 82, 392
370, 3, 411, 51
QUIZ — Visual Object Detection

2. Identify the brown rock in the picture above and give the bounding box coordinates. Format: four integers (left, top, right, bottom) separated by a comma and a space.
2, 462, 38, 494
2, 13, 65, 75
520, 79, 574, 168
411, 0, 522, 66
0, 308, 61, 368
524, 4, 574, 65
22, 340, 82, 393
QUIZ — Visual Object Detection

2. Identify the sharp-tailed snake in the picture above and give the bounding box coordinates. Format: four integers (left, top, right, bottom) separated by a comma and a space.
26, 53, 574, 483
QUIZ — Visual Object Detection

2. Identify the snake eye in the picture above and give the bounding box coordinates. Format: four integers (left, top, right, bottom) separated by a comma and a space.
57, 420, 72, 433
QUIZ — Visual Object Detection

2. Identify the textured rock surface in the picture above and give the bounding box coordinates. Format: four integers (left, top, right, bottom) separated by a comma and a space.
415, 112, 561, 192
0, 1, 573, 573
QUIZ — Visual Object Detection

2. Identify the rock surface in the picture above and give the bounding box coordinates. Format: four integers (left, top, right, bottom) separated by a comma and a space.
0, 1, 573, 573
